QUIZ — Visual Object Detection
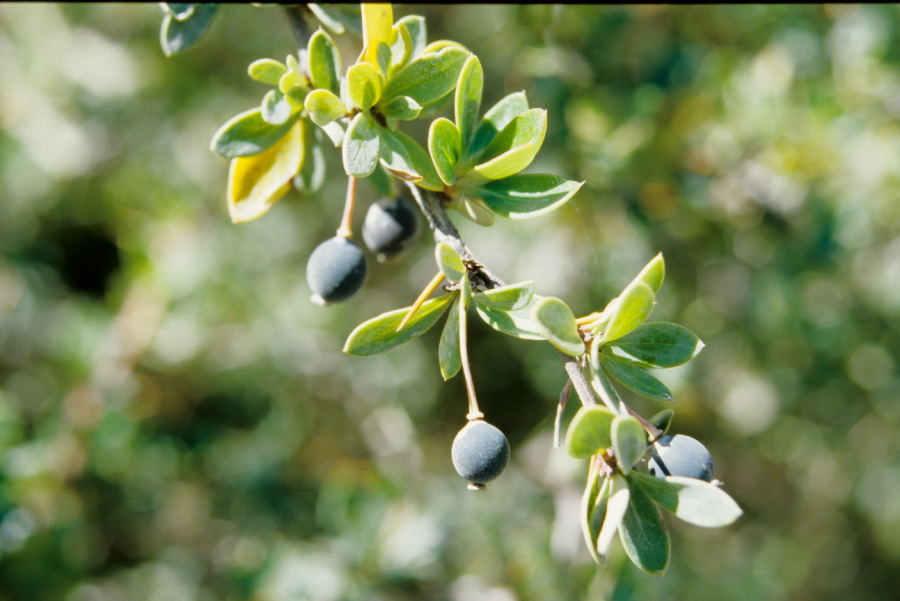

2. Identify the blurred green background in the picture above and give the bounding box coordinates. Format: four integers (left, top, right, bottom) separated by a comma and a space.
1, 3, 899, 600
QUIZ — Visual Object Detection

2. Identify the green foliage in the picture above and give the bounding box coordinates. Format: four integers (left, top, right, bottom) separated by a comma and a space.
566, 406, 616, 458
533, 296, 585, 357
343, 294, 454, 355
159, 3, 218, 57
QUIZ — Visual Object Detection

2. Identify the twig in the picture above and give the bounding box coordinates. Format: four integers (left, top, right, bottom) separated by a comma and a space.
405, 181, 600, 409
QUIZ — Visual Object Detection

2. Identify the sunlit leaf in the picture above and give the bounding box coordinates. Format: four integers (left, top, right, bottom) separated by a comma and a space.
610, 322, 704, 368
455, 54, 483, 147
435, 242, 465, 282
429, 118, 462, 186
472, 281, 534, 311
630, 472, 744, 528
343, 294, 454, 356
305, 89, 347, 127
347, 62, 384, 111
307, 29, 341, 94
342, 112, 381, 178
465, 91, 529, 164
227, 119, 304, 223
477, 174, 583, 218
361, 3, 393, 66
381, 46, 469, 107
566, 406, 616, 458
597, 476, 630, 561
439, 294, 463, 380
612, 416, 647, 475
160, 3, 218, 57
599, 281, 655, 345
533, 296, 585, 357
475, 302, 545, 341
247, 58, 286, 85
210, 109, 299, 158
261, 89, 292, 125
379, 127, 443, 189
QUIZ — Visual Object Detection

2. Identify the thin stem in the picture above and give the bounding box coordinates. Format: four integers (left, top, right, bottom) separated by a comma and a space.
562, 354, 597, 408
396, 271, 445, 332
458, 293, 483, 421
625, 405, 664, 441
336, 176, 358, 239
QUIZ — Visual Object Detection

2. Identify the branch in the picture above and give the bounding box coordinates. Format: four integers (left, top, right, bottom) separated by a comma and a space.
405, 182, 598, 409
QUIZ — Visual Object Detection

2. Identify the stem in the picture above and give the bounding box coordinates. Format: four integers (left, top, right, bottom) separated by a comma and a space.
625, 406, 664, 441
396, 271, 445, 332
458, 293, 483, 421
336, 176, 358, 239
554, 380, 571, 448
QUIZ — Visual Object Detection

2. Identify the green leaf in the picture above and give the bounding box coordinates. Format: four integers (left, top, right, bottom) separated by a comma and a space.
636, 253, 665, 292
304, 89, 347, 127
381, 95, 421, 121
227, 119, 304, 224
435, 242, 465, 282
619, 478, 670, 575
160, 3, 217, 57
388, 23, 412, 74
477, 174, 583, 219
471, 108, 546, 180
475, 303, 545, 341
379, 128, 443, 190
292, 127, 326, 196
395, 15, 426, 59
472, 281, 534, 311
261, 89, 292, 125
630, 472, 743, 528
612, 416, 647, 475
342, 112, 382, 178
343, 295, 454, 356
162, 3, 195, 20
278, 67, 303, 95
361, 3, 393, 66
210, 108, 299, 158
307, 29, 341, 94
610, 322, 704, 368
566, 406, 616, 458
452, 196, 495, 226
599, 355, 673, 402
597, 476, 630, 561
381, 46, 470, 107
649, 409, 674, 434
308, 3, 360, 35
581, 467, 610, 565
439, 294, 463, 380
533, 296, 585, 357
428, 118, 462, 186
455, 54, 483, 147
466, 91, 529, 164
347, 62, 384, 111
247, 58, 287, 85
599, 282, 655, 345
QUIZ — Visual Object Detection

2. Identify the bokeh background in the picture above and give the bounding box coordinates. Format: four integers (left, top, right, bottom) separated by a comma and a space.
1, 3, 899, 600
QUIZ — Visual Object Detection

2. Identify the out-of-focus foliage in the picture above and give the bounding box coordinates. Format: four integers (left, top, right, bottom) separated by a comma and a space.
0, 3, 898, 600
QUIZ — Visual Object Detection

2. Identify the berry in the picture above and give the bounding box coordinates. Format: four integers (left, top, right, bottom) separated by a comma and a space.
361, 196, 419, 260
648, 434, 714, 481
451, 420, 510, 489
306, 236, 367, 305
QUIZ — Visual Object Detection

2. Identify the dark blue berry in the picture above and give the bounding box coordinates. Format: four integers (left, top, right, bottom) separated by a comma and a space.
362, 196, 419, 259
648, 434, 714, 481
306, 236, 367, 305
451, 420, 510, 488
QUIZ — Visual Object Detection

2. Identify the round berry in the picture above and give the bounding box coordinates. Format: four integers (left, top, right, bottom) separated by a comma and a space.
648, 434, 714, 481
361, 196, 419, 259
451, 420, 510, 488
306, 236, 367, 305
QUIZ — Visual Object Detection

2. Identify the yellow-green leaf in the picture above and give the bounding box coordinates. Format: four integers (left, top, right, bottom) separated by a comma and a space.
227, 118, 305, 223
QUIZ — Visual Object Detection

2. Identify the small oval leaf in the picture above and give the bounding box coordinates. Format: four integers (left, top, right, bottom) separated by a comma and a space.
455, 54, 483, 147
438, 294, 462, 380
612, 416, 646, 475
210, 109, 299, 158
305, 89, 347, 127
428, 117, 462, 186
347, 62, 384, 111
533, 296, 585, 357
343, 294, 454, 356
248, 58, 287, 85
472, 281, 534, 311
307, 29, 341, 94
630, 472, 743, 528
610, 322, 704, 368
599, 281, 655, 345
342, 112, 382, 178
435, 242, 465, 282
566, 406, 616, 459
478, 174, 583, 219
